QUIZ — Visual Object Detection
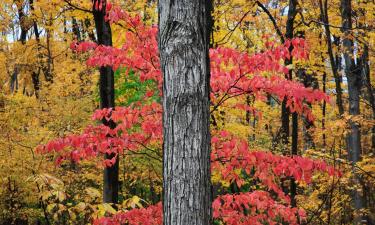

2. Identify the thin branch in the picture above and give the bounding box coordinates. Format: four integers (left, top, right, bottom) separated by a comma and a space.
64, 0, 92, 13
255, 1, 285, 43
215, 8, 253, 46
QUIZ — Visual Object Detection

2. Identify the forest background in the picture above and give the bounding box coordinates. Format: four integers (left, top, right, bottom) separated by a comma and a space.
0, 0, 374, 224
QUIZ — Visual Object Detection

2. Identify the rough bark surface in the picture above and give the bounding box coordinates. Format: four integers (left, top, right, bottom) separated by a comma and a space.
158, 0, 212, 224
92, 0, 119, 204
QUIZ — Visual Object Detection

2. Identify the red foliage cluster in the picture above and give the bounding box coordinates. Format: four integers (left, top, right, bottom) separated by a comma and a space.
36, 103, 162, 167
211, 131, 338, 201
92, 191, 307, 225
93, 203, 162, 225
213, 191, 306, 225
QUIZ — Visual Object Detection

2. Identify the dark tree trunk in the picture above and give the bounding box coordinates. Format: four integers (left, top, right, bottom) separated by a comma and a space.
283, 0, 298, 208
158, 0, 212, 224
340, 0, 364, 221
322, 71, 327, 148
44, 16, 54, 83
92, 0, 119, 204
280, 0, 297, 149
297, 69, 317, 151
360, 45, 375, 152
319, 0, 345, 116
29, 0, 40, 98
84, 19, 97, 42
72, 17, 81, 41
16, 1, 27, 45
11, 0, 29, 93
290, 111, 298, 207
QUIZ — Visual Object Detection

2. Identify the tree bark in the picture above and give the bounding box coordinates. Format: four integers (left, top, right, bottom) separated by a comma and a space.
158, 0, 212, 224
340, 0, 364, 221
92, 0, 119, 204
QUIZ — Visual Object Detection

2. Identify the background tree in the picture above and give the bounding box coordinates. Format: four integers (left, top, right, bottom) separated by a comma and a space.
92, 0, 119, 204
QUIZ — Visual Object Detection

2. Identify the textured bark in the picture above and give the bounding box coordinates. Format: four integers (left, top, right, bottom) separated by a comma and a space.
340, 0, 364, 220
158, 0, 212, 224
92, 0, 119, 204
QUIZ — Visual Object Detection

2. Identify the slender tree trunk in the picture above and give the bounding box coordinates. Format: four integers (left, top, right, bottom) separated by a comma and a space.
11, 0, 29, 93
280, 0, 297, 149
44, 15, 54, 83
29, 0, 41, 98
16, 1, 27, 45
360, 45, 375, 152
340, 0, 364, 222
283, 0, 299, 208
298, 67, 317, 151
92, 0, 119, 204
72, 17, 81, 41
290, 111, 298, 207
322, 71, 327, 148
319, 0, 345, 116
158, 0, 212, 224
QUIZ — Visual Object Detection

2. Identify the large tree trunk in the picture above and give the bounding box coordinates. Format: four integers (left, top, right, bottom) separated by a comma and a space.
340, 0, 364, 222
158, 0, 212, 224
92, 0, 119, 204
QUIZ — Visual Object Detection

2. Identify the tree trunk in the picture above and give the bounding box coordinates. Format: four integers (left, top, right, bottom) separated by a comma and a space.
29, 0, 41, 98
297, 69, 317, 151
319, 0, 345, 116
280, 0, 297, 149
72, 17, 81, 41
284, 0, 298, 208
11, 0, 29, 93
92, 0, 119, 204
360, 45, 375, 152
158, 0, 212, 224
322, 71, 327, 148
340, 0, 364, 221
